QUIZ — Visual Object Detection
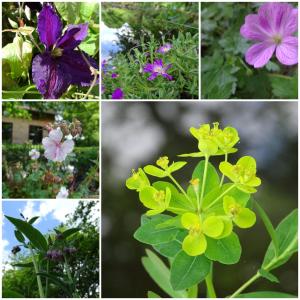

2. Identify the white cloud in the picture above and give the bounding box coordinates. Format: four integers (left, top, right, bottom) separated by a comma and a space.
20, 200, 80, 224
2, 239, 11, 266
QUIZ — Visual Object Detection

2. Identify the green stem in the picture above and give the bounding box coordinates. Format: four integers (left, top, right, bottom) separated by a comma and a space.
29, 245, 45, 298
199, 155, 209, 210
204, 184, 236, 211
219, 153, 228, 187
45, 260, 49, 297
168, 174, 195, 209
205, 264, 217, 298
64, 255, 80, 298
229, 272, 260, 298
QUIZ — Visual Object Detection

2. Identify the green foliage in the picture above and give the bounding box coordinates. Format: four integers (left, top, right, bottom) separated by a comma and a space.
127, 122, 298, 298
238, 291, 297, 298
201, 3, 298, 99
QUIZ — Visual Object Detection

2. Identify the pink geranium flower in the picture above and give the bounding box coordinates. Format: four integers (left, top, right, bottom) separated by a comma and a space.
240, 3, 298, 68
42, 128, 74, 162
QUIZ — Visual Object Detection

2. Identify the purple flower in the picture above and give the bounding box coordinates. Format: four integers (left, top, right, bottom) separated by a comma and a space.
101, 60, 107, 74
143, 59, 173, 81
240, 3, 298, 68
157, 43, 172, 54
32, 4, 99, 99
111, 73, 119, 78
112, 88, 124, 99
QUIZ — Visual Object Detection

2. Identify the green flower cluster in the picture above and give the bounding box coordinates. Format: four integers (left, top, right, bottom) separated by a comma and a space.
126, 123, 261, 257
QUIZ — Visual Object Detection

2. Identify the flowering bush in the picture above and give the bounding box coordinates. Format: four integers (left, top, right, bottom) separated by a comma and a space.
3, 119, 99, 199
201, 2, 298, 99
126, 123, 297, 298
2, 2, 99, 99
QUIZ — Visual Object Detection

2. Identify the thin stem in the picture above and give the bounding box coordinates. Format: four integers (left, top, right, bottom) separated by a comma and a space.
229, 272, 260, 298
29, 245, 45, 298
168, 174, 195, 209
204, 184, 236, 211
205, 264, 217, 298
219, 152, 228, 186
29, 33, 43, 53
64, 254, 80, 297
45, 259, 49, 297
199, 155, 209, 210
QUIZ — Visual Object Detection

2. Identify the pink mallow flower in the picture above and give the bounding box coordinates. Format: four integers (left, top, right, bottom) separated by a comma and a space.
42, 128, 74, 162
157, 43, 172, 54
143, 59, 173, 81
112, 88, 123, 99
240, 3, 298, 68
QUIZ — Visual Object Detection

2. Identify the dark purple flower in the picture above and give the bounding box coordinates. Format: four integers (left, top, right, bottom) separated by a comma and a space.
143, 59, 173, 81
111, 73, 118, 78
111, 88, 124, 99
32, 4, 99, 99
101, 60, 107, 74
12, 246, 21, 255
156, 43, 172, 54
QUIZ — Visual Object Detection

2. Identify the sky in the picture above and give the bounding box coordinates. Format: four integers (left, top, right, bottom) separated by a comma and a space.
2, 200, 99, 266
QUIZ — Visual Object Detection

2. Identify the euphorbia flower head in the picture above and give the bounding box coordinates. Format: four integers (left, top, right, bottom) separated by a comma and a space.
240, 3, 298, 68
157, 43, 172, 54
32, 4, 99, 99
42, 128, 74, 162
143, 59, 173, 81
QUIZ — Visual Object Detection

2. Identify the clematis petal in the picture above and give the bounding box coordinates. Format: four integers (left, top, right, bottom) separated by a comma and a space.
245, 42, 276, 68
182, 233, 207, 256
276, 36, 298, 66
38, 4, 62, 49
32, 53, 72, 99
234, 208, 256, 229
61, 139, 75, 155
59, 50, 98, 86
56, 23, 89, 51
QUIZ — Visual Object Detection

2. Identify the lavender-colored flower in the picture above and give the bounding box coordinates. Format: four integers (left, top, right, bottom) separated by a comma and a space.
240, 3, 298, 68
101, 60, 107, 74
112, 88, 124, 99
111, 73, 118, 78
29, 149, 40, 160
42, 128, 74, 162
143, 59, 173, 81
157, 43, 172, 54
32, 4, 99, 99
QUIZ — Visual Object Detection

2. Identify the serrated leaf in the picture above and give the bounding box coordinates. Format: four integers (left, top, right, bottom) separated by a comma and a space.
170, 251, 211, 290
270, 75, 297, 99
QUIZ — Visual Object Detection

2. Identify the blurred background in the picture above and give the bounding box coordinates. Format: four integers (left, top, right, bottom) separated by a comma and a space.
102, 101, 298, 297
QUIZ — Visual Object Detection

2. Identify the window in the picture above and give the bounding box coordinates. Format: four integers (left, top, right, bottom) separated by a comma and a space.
3, 122, 13, 143
29, 125, 43, 144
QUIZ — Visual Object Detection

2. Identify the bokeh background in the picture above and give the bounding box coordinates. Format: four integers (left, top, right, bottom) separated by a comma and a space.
102, 101, 298, 297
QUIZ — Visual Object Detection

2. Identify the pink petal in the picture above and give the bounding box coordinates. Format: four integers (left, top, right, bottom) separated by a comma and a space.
49, 129, 63, 143
61, 140, 75, 155
276, 36, 298, 65
240, 14, 270, 41
245, 42, 276, 68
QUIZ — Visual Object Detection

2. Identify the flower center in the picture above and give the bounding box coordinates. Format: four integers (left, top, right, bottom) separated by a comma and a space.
153, 66, 164, 73
154, 190, 165, 203
272, 34, 282, 45
189, 224, 202, 236
51, 47, 63, 57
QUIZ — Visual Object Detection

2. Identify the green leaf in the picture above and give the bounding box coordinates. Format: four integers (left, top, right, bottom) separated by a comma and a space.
5, 215, 48, 251
61, 227, 81, 239
179, 148, 237, 158
142, 249, 187, 298
192, 161, 219, 197
258, 269, 279, 283
238, 291, 296, 298
270, 75, 298, 99
170, 251, 211, 290
262, 209, 298, 270
12, 262, 34, 268
2, 289, 24, 298
205, 233, 241, 265
144, 165, 167, 178
147, 291, 161, 298
14, 230, 25, 243
28, 216, 39, 225
79, 33, 99, 56
187, 285, 198, 298
134, 215, 180, 246
168, 161, 187, 173
254, 201, 279, 257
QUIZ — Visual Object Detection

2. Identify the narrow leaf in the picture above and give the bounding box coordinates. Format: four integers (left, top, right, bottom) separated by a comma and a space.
259, 268, 279, 283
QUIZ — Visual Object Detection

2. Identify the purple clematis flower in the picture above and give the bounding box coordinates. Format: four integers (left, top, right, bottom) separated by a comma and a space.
143, 59, 173, 81
240, 3, 298, 68
157, 43, 172, 54
111, 88, 124, 99
32, 4, 99, 99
